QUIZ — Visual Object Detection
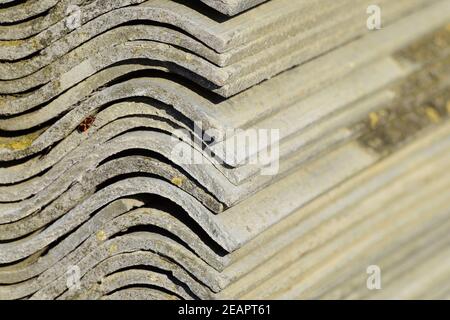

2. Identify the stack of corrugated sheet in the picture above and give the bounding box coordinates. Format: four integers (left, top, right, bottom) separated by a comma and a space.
0, 0, 449, 300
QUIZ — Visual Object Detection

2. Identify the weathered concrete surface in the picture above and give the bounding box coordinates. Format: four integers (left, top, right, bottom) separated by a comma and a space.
1, 0, 450, 300
0, 0, 59, 23
0, 0, 436, 98
3, 120, 449, 300
0, 0, 264, 28
200, 0, 268, 16
219, 123, 450, 299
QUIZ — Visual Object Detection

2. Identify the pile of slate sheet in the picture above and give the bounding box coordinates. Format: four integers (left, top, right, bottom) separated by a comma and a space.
0, 0, 449, 300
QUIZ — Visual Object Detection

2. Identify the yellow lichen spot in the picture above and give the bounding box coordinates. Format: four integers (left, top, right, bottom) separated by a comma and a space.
369, 112, 380, 129
96, 230, 107, 242
425, 106, 441, 123
109, 244, 118, 254
446, 100, 450, 115
0, 136, 35, 151
31, 37, 42, 50
171, 176, 184, 187
446, 24, 450, 32
1, 39, 24, 47
434, 34, 447, 47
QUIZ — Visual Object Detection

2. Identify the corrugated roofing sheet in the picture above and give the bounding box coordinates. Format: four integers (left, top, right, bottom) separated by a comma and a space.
0, 0, 449, 300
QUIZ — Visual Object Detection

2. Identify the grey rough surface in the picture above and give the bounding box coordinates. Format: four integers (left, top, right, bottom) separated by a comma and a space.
1, 0, 450, 300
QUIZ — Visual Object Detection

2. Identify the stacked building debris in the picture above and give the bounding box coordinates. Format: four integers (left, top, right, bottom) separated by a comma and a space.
0, 0, 449, 299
